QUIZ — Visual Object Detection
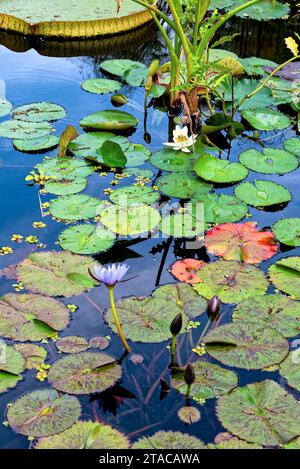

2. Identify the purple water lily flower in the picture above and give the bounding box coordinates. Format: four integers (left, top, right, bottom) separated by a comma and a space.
91, 263, 130, 287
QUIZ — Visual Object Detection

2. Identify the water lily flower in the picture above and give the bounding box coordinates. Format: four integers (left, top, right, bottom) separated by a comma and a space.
163, 125, 197, 153
207, 295, 221, 319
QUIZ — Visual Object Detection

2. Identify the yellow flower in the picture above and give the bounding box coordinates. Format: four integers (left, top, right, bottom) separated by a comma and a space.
99, 172, 108, 177
41, 202, 50, 209
0, 246, 13, 255
110, 180, 119, 186
39, 189, 47, 195
25, 236, 38, 244
32, 221, 46, 229
192, 345, 206, 357
12, 282, 24, 292
11, 234, 23, 243
285, 36, 299, 57
104, 188, 113, 195
67, 304, 78, 313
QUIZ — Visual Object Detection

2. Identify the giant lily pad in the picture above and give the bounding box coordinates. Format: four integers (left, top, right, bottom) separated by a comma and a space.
273, 218, 300, 247
7, 389, 81, 437
48, 352, 121, 395
269, 257, 300, 299
204, 322, 289, 369
171, 361, 238, 400
49, 194, 104, 221
36, 157, 95, 180
239, 148, 298, 174
58, 224, 116, 255
81, 78, 121, 95
16, 251, 97, 297
157, 172, 212, 199
205, 222, 278, 264
233, 0, 290, 21
284, 137, 300, 157
193, 260, 268, 303
0, 293, 70, 341
100, 204, 160, 235
0, 99, 13, 117
279, 353, 300, 392
0, 120, 53, 139
105, 283, 207, 343
132, 431, 205, 449
241, 109, 291, 131
235, 180, 291, 207
13, 135, 59, 152
233, 294, 300, 338
194, 154, 248, 183
192, 193, 248, 225
150, 148, 197, 172
217, 380, 300, 446
80, 110, 138, 131
34, 421, 129, 449
45, 177, 87, 196
109, 185, 160, 206
14, 344, 47, 369
69, 132, 129, 158
56, 336, 90, 354
11, 102, 66, 122
0, 345, 25, 394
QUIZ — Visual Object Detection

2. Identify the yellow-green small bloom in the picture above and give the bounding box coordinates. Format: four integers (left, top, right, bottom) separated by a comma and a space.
67, 304, 78, 313
11, 234, 23, 243
0, 246, 13, 255
32, 221, 46, 229
25, 236, 38, 244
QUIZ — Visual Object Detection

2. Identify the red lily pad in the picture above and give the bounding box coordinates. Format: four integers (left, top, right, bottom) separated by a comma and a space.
171, 259, 207, 284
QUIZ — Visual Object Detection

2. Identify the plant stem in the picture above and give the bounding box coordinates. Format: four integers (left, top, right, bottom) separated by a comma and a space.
170, 334, 177, 367
131, 0, 179, 34
108, 286, 131, 353
185, 383, 191, 399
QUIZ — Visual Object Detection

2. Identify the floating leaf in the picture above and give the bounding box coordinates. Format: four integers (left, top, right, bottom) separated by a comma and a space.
110, 185, 159, 206
100, 59, 145, 78
80, 110, 138, 131
235, 180, 291, 207
11, 102, 66, 122
269, 257, 300, 299
124, 143, 150, 166
81, 78, 121, 95
105, 283, 207, 343
204, 322, 288, 369
89, 336, 110, 351
273, 218, 300, 246
239, 148, 298, 174
132, 431, 205, 449
36, 157, 95, 180
233, 0, 290, 20
124, 63, 148, 86
194, 154, 248, 183
192, 193, 248, 225
45, 177, 87, 196
233, 294, 300, 338
0, 293, 70, 341
48, 352, 121, 395
279, 353, 300, 392
193, 260, 268, 303
0, 98, 12, 117
178, 406, 201, 424
284, 137, 300, 157
211, 433, 262, 449
99, 140, 127, 168
172, 361, 238, 400
16, 251, 97, 297
14, 344, 47, 369
7, 389, 81, 437
68, 132, 129, 158
126, 168, 153, 178
157, 172, 212, 199
171, 259, 207, 284
217, 380, 300, 446
240, 57, 277, 77
0, 120, 53, 139
160, 212, 204, 238
58, 224, 115, 255
13, 135, 59, 152
284, 437, 300, 449
56, 336, 90, 354
220, 78, 275, 109
100, 204, 160, 235
49, 194, 105, 221
150, 148, 197, 172
241, 108, 291, 130
205, 222, 278, 264
0, 345, 25, 394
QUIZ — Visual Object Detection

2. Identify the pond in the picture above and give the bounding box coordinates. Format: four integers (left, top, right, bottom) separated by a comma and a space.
0, 3, 300, 451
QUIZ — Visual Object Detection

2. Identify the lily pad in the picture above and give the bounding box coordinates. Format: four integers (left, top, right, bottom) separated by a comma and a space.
16, 251, 97, 297
0, 345, 25, 394
56, 336, 90, 354
160, 212, 204, 238
171, 361, 238, 400
235, 180, 291, 207
269, 257, 300, 299
125, 167, 153, 178
284, 437, 300, 449
241, 57, 277, 77
89, 336, 110, 351
233, 294, 300, 338
80, 110, 138, 131
171, 259, 207, 284
150, 148, 197, 172
0, 99, 13, 117
211, 433, 262, 449
192, 193, 248, 225
157, 172, 212, 199
284, 137, 300, 157
69, 132, 129, 158
11, 102, 66, 122
14, 344, 47, 369
241, 109, 291, 131
178, 406, 201, 424
110, 185, 159, 206
217, 380, 300, 446
45, 177, 87, 196
124, 143, 151, 167
0, 120, 53, 139
279, 353, 300, 392
100, 59, 145, 78
34, 421, 129, 449
204, 322, 289, 369
0, 293, 70, 341
105, 283, 207, 343
49, 194, 104, 221
100, 204, 160, 235
48, 352, 122, 395
233, 0, 290, 21
58, 224, 116, 255
132, 431, 205, 449
273, 218, 300, 246
81, 78, 121, 95
13, 135, 59, 152
36, 157, 95, 180
239, 148, 298, 174
194, 154, 248, 183
7, 389, 81, 437
220, 78, 275, 109
193, 260, 268, 303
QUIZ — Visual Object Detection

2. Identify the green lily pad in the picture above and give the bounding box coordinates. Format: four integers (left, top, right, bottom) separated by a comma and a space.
233, 294, 300, 338
125, 168, 153, 178
16, 251, 97, 297
58, 224, 116, 255
100, 59, 145, 78
220, 78, 275, 109
269, 257, 300, 299
45, 177, 87, 196
193, 260, 268, 304
273, 218, 300, 246
233, 0, 290, 21
69, 132, 129, 158
239, 148, 298, 174
100, 204, 160, 235
0, 120, 53, 139
217, 380, 300, 446
11, 102, 66, 122
7, 389, 81, 437
157, 172, 212, 199
14, 344, 47, 369
48, 352, 122, 395
80, 110, 138, 131
0, 345, 25, 394
160, 212, 204, 238
13, 135, 59, 152
0, 99, 13, 117
124, 143, 151, 167
81, 78, 121, 95
36, 157, 95, 180
150, 148, 197, 172
235, 180, 291, 207
109, 185, 159, 206
177, 406, 200, 424
211, 433, 262, 449
56, 336, 90, 354
194, 154, 248, 183
49, 194, 104, 221
132, 431, 205, 449
0, 293, 70, 341
171, 361, 238, 400
284, 137, 300, 157
105, 283, 207, 343
34, 421, 129, 449
241, 57, 277, 77
124, 63, 148, 86
279, 352, 300, 392
204, 322, 289, 369
241, 109, 291, 131
192, 193, 248, 225
284, 437, 300, 449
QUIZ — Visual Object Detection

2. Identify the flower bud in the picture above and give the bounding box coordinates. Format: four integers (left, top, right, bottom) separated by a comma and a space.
111, 94, 128, 107
207, 296, 221, 319
170, 313, 183, 336
144, 132, 151, 144
184, 363, 195, 386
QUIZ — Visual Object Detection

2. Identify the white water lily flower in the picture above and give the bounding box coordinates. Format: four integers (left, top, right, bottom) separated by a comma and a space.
163, 125, 197, 153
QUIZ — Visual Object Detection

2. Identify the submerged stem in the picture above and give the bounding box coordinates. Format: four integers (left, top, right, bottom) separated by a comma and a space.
108, 286, 131, 353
